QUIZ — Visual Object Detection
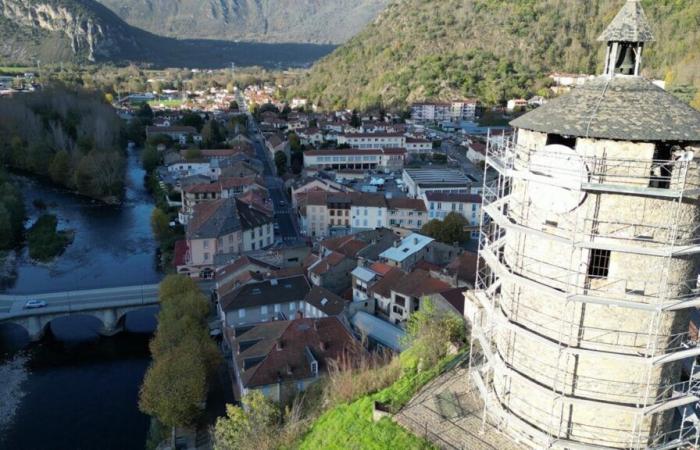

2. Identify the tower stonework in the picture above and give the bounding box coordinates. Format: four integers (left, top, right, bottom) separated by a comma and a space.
464, 1, 700, 449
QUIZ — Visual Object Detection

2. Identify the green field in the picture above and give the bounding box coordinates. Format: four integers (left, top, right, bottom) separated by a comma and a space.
0, 66, 34, 75
148, 98, 185, 108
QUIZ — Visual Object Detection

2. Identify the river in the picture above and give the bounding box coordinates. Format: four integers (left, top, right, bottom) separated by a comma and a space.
0, 147, 163, 450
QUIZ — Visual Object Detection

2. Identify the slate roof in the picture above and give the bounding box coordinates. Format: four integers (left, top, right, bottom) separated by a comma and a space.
598, 0, 654, 43
304, 286, 348, 316
187, 198, 270, 239
219, 275, 310, 311
510, 75, 700, 142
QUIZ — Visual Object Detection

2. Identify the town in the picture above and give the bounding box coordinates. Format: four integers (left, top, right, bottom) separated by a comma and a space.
1, 1, 700, 450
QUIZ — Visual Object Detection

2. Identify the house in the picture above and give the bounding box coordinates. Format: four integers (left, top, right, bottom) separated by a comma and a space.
411, 100, 479, 122
215, 255, 281, 296
366, 265, 406, 319
146, 126, 202, 145
303, 148, 406, 174
178, 198, 274, 278
303, 286, 351, 319
465, 141, 487, 165
337, 133, 406, 149
410, 103, 452, 122
291, 177, 351, 210
404, 137, 433, 155
423, 192, 482, 237
218, 275, 311, 327
265, 133, 290, 163
179, 176, 268, 224
307, 250, 356, 294
386, 198, 427, 231
506, 98, 528, 112
387, 269, 453, 326
379, 233, 435, 271
402, 168, 472, 198
303, 191, 352, 238
349, 193, 388, 233
296, 127, 324, 146
227, 317, 359, 403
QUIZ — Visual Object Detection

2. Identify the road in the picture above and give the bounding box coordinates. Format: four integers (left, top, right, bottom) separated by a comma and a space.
0, 284, 161, 318
239, 95, 301, 242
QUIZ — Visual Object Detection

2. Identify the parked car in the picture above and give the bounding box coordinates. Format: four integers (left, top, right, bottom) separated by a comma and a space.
24, 299, 47, 309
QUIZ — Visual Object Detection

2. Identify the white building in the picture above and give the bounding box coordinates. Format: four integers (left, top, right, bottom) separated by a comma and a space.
337, 133, 406, 149
303, 148, 406, 173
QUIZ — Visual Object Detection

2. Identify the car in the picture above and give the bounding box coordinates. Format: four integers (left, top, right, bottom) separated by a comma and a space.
273, 223, 281, 230
24, 299, 47, 309
278, 200, 286, 206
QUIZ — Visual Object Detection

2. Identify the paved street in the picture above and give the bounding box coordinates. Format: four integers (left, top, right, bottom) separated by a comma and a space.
240, 96, 301, 242
0, 284, 161, 318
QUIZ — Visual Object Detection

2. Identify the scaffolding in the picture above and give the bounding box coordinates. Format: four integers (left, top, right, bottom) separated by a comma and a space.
466, 131, 700, 450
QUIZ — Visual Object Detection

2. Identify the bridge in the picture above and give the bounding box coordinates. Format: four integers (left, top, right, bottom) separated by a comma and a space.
0, 284, 161, 341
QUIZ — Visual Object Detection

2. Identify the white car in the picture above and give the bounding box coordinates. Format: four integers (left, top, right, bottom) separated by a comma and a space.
24, 299, 47, 309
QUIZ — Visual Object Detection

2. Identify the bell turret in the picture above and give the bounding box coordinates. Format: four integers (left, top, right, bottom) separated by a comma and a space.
598, 0, 654, 77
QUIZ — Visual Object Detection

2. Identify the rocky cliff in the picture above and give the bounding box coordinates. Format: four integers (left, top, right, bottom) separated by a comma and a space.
0, 0, 140, 62
94, 0, 389, 45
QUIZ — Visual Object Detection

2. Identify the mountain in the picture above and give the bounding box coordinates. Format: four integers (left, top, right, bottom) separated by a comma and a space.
0, 0, 338, 67
94, 0, 389, 45
291, 0, 700, 110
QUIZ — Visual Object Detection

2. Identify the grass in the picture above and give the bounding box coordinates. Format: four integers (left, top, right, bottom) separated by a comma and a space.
297, 351, 466, 450
27, 214, 73, 262
148, 99, 185, 108
0, 66, 33, 75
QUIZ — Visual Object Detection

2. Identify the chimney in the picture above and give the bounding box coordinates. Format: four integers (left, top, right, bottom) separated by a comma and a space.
319, 341, 327, 351
276, 339, 283, 351
414, 237, 419, 245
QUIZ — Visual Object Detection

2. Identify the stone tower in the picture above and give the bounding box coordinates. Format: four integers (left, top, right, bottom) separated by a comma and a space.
464, 1, 700, 448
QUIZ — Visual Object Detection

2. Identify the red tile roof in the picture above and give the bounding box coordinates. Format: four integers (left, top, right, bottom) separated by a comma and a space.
173, 240, 189, 267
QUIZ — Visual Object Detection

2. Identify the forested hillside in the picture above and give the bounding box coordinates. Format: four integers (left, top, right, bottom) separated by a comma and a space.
290, 0, 700, 110
0, 86, 125, 202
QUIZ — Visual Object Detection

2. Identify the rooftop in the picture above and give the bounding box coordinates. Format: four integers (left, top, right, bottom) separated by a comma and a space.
510, 75, 700, 142
232, 317, 359, 388
598, 0, 654, 43
379, 233, 434, 263
404, 169, 470, 187
219, 275, 310, 311
304, 286, 348, 316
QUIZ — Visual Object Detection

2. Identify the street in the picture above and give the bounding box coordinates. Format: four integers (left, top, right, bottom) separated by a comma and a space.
239, 95, 301, 242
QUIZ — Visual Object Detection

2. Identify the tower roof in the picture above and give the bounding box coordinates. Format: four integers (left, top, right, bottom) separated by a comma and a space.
598, 0, 654, 43
510, 76, 700, 142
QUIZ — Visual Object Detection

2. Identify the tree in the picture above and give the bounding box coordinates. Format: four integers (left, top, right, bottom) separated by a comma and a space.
202, 120, 223, 148
420, 212, 469, 244
141, 146, 160, 173
274, 151, 288, 176
403, 299, 465, 367
139, 342, 208, 449
49, 150, 71, 185
213, 391, 279, 450
288, 133, 302, 153
179, 112, 204, 132
151, 208, 170, 241
185, 147, 203, 161
137, 103, 154, 125
350, 110, 361, 128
